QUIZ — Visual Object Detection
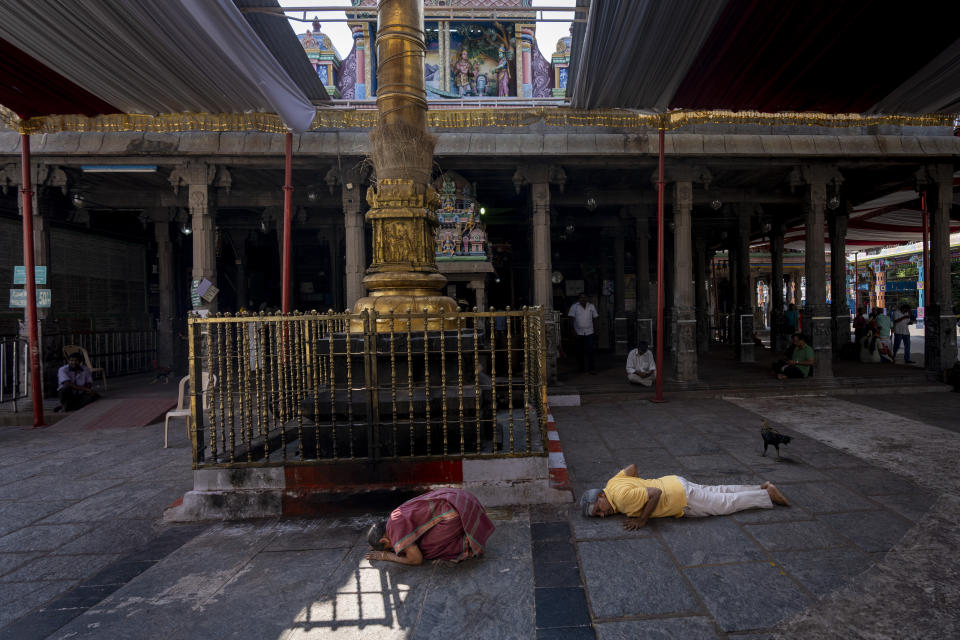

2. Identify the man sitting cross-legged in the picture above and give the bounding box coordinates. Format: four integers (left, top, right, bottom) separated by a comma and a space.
55, 352, 100, 412
625, 341, 656, 387
581, 464, 789, 530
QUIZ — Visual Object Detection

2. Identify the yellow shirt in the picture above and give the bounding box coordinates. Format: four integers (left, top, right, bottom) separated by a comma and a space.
603, 471, 687, 518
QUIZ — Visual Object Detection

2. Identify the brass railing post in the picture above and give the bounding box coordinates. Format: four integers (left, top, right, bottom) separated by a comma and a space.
188, 319, 204, 466
362, 309, 380, 460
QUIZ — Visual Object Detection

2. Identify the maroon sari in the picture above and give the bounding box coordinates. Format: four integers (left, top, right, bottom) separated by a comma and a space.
385, 489, 495, 562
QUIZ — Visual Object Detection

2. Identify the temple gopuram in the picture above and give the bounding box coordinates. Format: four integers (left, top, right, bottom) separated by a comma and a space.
297, 18, 342, 98
333, 0, 555, 100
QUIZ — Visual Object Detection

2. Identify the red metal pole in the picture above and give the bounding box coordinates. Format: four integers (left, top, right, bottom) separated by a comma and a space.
20, 135, 45, 427
281, 132, 294, 314
653, 127, 666, 403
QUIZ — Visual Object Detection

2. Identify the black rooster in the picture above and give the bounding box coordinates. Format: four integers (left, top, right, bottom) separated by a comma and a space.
761, 419, 792, 461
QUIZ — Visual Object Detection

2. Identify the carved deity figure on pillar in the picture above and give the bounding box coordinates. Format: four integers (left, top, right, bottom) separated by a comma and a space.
451, 48, 474, 96
495, 46, 510, 97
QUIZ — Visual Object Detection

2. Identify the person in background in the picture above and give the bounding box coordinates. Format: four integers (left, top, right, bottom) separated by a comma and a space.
568, 293, 598, 374
773, 333, 814, 379
892, 304, 915, 364
873, 307, 893, 353
783, 303, 799, 335
625, 340, 656, 387
853, 306, 869, 343
55, 352, 100, 412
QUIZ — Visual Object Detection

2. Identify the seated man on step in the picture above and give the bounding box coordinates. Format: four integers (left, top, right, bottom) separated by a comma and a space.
581, 464, 789, 530
55, 352, 100, 412
625, 341, 656, 387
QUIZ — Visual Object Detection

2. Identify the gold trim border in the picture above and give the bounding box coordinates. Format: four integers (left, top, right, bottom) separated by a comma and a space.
2, 104, 956, 135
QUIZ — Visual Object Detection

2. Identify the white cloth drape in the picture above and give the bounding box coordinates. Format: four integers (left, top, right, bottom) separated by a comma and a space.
0, 0, 315, 131
570, 0, 728, 110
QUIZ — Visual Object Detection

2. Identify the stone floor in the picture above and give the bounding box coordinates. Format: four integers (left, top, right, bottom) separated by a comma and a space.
1, 384, 959, 639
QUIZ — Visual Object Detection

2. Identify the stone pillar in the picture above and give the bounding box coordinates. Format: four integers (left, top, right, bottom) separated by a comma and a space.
531, 183, 552, 309
467, 280, 487, 311
694, 236, 709, 354
32, 167, 53, 275
351, 25, 367, 99
920, 164, 959, 379
514, 164, 565, 310
171, 163, 217, 314
828, 209, 851, 353
792, 165, 840, 377
154, 218, 175, 366
770, 223, 787, 351
735, 206, 754, 362
327, 225, 343, 310
342, 183, 366, 310
671, 180, 697, 381
633, 207, 652, 343
225, 230, 248, 311
613, 224, 625, 315
520, 27, 534, 97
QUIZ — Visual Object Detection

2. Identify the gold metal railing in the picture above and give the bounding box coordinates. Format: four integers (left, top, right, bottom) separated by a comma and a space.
187, 308, 548, 468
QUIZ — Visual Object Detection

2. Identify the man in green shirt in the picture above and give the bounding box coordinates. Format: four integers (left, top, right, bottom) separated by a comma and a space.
775, 333, 814, 379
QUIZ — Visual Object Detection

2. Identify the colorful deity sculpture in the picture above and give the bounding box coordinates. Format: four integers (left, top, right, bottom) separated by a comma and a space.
434, 172, 488, 261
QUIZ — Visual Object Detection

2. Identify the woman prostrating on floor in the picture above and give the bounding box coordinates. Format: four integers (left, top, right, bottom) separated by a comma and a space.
365, 488, 495, 565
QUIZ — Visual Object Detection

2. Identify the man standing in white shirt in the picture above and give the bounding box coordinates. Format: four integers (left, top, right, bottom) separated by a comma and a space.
892, 304, 915, 363
626, 341, 656, 386
568, 294, 598, 373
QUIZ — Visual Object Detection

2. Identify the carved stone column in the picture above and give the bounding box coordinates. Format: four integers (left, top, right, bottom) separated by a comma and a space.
918, 164, 958, 379
632, 206, 652, 343
671, 179, 697, 381
531, 183, 552, 309
171, 163, 217, 313
467, 280, 487, 311
770, 222, 787, 352
694, 236, 709, 354
9, 164, 52, 273
792, 165, 841, 377
614, 222, 625, 315
735, 205, 754, 363
828, 208, 850, 353
153, 213, 175, 366
343, 182, 366, 309
514, 164, 565, 310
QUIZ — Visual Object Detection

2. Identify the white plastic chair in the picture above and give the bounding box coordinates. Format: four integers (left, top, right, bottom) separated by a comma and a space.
62, 345, 107, 390
164, 372, 214, 448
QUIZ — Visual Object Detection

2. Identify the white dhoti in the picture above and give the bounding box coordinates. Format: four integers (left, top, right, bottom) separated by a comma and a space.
627, 372, 655, 387
677, 476, 773, 517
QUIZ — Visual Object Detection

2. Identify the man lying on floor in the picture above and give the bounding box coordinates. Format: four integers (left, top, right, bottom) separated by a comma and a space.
581, 464, 790, 530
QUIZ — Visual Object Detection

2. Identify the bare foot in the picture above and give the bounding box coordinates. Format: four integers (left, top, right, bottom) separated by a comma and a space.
766, 483, 790, 506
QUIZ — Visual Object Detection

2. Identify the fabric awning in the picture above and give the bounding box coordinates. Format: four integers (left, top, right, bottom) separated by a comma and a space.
764, 174, 960, 252
0, 0, 325, 132
570, 0, 960, 115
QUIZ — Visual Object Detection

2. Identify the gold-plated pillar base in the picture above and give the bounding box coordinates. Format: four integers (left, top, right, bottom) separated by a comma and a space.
351, 179, 458, 331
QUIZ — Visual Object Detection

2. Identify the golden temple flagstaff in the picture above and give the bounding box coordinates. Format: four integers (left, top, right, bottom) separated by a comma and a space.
351, 0, 458, 329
